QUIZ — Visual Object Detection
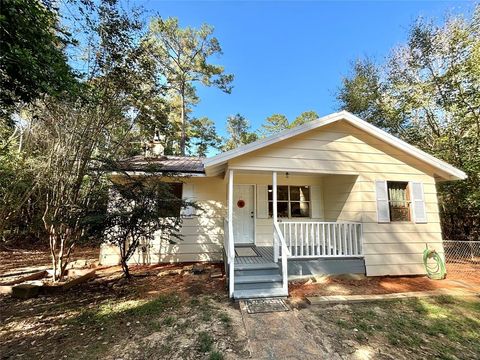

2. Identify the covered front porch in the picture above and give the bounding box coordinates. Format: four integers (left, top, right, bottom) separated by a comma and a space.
223, 169, 365, 299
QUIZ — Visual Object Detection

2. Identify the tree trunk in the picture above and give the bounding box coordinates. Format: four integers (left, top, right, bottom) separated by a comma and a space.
119, 241, 131, 278
51, 246, 57, 282
57, 240, 65, 281
49, 233, 58, 282
180, 89, 186, 156
121, 258, 130, 279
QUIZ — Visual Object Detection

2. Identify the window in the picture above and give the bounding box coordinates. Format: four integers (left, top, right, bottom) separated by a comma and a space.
159, 183, 183, 217
267, 185, 310, 218
387, 181, 411, 222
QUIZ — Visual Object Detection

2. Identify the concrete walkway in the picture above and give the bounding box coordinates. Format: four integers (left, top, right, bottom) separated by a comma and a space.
239, 301, 328, 359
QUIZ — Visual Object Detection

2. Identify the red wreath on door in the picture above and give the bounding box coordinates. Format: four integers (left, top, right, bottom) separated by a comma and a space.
237, 200, 245, 208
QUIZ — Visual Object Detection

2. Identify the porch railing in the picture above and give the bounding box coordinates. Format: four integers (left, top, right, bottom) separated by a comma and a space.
278, 221, 363, 258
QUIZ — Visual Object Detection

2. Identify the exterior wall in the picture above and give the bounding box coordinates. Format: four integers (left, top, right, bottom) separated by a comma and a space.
233, 173, 325, 247
361, 175, 443, 276
99, 176, 226, 265
228, 120, 445, 276
101, 120, 446, 276
323, 175, 361, 222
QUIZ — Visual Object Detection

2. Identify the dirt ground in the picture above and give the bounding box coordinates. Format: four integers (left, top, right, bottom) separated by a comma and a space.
0, 246, 99, 275
295, 295, 480, 360
1, 248, 479, 360
0, 261, 248, 360
289, 273, 480, 300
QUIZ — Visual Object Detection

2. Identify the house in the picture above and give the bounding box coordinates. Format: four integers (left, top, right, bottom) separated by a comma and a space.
100, 111, 466, 299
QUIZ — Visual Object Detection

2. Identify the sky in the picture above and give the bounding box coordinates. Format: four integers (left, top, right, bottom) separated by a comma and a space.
139, 0, 474, 138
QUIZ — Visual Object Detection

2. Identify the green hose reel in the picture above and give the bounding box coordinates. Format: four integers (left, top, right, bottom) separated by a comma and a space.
423, 245, 447, 280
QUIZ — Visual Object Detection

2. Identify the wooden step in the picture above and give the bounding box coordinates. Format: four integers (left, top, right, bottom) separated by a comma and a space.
234, 274, 282, 284
235, 281, 283, 291
233, 287, 288, 299
235, 268, 280, 277
234, 262, 279, 271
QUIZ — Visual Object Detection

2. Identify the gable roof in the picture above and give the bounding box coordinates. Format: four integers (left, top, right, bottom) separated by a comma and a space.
203, 111, 466, 181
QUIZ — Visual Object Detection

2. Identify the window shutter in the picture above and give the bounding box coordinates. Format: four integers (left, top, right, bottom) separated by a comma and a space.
375, 180, 390, 223
181, 183, 196, 218
256, 185, 268, 219
410, 182, 427, 223
310, 185, 323, 219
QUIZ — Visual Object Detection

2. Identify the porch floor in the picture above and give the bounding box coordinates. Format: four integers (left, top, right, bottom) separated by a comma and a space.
234, 246, 274, 265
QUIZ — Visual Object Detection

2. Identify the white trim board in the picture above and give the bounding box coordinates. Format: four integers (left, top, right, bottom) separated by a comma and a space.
203, 111, 466, 181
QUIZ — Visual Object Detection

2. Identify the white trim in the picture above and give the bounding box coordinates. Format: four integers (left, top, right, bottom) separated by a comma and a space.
227, 170, 234, 298
228, 170, 234, 238
375, 180, 390, 223
253, 184, 257, 245
287, 255, 365, 259
410, 181, 428, 223
272, 172, 278, 263
227, 165, 359, 176
203, 111, 466, 181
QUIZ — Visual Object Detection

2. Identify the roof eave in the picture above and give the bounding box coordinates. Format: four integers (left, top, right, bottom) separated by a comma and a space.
109, 171, 206, 177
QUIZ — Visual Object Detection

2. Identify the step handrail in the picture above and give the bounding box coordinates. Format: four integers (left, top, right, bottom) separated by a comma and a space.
273, 221, 290, 293
224, 218, 235, 297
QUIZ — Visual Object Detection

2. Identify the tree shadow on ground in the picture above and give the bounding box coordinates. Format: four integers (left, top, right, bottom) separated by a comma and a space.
0, 265, 234, 360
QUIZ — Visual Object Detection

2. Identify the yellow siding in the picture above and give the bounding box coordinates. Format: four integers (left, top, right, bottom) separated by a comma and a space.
234, 173, 324, 246
102, 120, 446, 276
229, 121, 445, 177
228, 120, 444, 276
99, 176, 226, 265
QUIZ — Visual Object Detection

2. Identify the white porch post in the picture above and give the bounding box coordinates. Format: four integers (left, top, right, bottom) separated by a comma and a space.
273, 171, 278, 262
228, 170, 234, 231
227, 170, 234, 297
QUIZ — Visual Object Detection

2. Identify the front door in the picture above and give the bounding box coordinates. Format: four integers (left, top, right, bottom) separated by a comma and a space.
233, 185, 255, 244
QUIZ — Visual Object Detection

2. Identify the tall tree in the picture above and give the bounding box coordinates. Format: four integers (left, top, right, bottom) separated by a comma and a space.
20, 0, 154, 279
290, 110, 319, 128
260, 113, 289, 137
0, 121, 39, 240
146, 17, 233, 155
338, 7, 480, 240
337, 59, 404, 136
222, 113, 258, 151
0, 0, 76, 119
188, 117, 221, 157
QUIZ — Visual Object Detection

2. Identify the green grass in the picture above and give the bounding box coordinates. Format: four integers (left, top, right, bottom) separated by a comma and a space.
201, 308, 213, 321
198, 331, 214, 352
190, 298, 200, 306
219, 312, 232, 327
335, 318, 349, 329
69, 293, 180, 326
191, 296, 217, 322
209, 350, 224, 360
321, 296, 480, 358
162, 316, 176, 327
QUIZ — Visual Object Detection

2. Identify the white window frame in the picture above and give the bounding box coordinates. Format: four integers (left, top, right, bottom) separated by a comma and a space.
387, 181, 412, 222
267, 185, 311, 219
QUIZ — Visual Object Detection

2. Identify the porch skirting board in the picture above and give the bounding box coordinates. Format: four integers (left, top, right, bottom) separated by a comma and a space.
287, 258, 366, 279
